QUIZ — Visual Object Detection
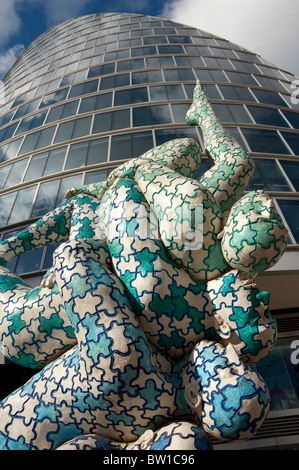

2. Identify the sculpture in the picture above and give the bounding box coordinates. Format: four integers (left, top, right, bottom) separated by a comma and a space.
0, 81, 288, 450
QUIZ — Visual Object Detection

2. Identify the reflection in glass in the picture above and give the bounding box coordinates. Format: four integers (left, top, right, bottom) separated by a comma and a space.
280, 160, 299, 191
31, 180, 60, 218
277, 200, 299, 243
8, 186, 36, 225
0, 193, 17, 227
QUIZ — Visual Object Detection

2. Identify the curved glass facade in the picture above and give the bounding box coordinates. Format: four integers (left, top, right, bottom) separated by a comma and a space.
0, 12, 299, 449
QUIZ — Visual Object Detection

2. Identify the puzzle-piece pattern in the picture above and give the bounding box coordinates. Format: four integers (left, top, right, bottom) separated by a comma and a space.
0, 81, 288, 450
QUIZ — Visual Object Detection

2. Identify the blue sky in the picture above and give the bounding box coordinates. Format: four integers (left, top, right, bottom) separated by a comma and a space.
0, 0, 298, 79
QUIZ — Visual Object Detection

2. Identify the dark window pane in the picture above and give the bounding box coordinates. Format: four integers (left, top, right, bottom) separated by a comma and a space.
281, 132, 299, 155
282, 111, 299, 129
172, 104, 190, 123
43, 243, 60, 270
79, 96, 97, 114
277, 200, 299, 243
261, 129, 290, 154
110, 134, 131, 161
252, 89, 287, 107
61, 100, 79, 119
248, 106, 289, 127
150, 86, 168, 101
87, 138, 109, 165
246, 166, 267, 192
151, 105, 171, 124
72, 116, 91, 139
133, 106, 151, 126
255, 159, 291, 191
132, 132, 153, 157
54, 121, 73, 143
114, 89, 131, 106
280, 160, 299, 191
84, 169, 108, 186
46, 105, 63, 123
15, 248, 44, 275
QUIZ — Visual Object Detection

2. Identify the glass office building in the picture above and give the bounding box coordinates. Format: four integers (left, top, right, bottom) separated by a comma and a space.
0, 12, 299, 449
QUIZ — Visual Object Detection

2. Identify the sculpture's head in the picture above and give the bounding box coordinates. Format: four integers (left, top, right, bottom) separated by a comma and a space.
207, 270, 277, 363
184, 341, 270, 441
221, 191, 288, 277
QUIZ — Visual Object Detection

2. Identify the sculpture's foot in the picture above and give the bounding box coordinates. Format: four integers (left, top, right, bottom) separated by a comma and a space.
186, 80, 211, 127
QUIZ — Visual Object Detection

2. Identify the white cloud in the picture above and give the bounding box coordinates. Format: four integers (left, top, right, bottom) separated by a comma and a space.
161, 0, 299, 76
0, 0, 22, 45
0, 44, 25, 78
27, 0, 94, 27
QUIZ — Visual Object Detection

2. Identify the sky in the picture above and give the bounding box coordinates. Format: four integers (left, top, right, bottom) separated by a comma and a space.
0, 0, 298, 79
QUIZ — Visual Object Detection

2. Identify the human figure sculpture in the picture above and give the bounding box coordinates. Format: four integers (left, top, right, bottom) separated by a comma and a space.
0, 238, 269, 449
0, 81, 288, 450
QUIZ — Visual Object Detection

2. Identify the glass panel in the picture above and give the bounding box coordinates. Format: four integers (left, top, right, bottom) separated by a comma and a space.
261, 129, 290, 154
46, 105, 63, 123
252, 89, 287, 107
281, 132, 299, 155
35, 126, 55, 150
44, 147, 66, 176
31, 179, 60, 218
254, 337, 299, 411
65, 142, 88, 170
43, 243, 60, 270
280, 160, 299, 191
24, 153, 48, 181
282, 111, 299, 129
151, 105, 171, 124
277, 200, 299, 243
132, 131, 153, 157
4, 159, 28, 188
61, 100, 79, 119
54, 121, 74, 143
56, 174, 83, 206
110, 134, 131, 161
247, 106, 289, 127
111, 109, 130, 130
255, 159, 291, 191
8, 186, 37, 225
150, 86, 168, 101
84, 169, 108, 185
0, 165, 11, 189
15, 248, 44, 275
172, 104, 190, 123
87, 138, 109, 165
93, 113, 111, 133
72, 116, 92, 139
0, 192, 17, 226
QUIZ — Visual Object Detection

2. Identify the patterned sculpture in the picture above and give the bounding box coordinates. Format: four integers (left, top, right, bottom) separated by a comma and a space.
0, 81, 288, 450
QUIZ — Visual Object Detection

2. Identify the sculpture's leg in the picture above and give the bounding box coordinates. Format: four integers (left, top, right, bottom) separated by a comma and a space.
56, 422, 212, 451
186, 81, 254, 217
0, 194, 100, 368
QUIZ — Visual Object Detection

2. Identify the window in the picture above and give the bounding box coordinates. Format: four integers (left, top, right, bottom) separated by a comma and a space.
8, 186, 37, 225
280, 132, 299, 155
19, 127, 56, 155
88, 63, 115, 79
251, 89, 287, 107
280, 160, 299, 191
114, 87, 148, 106
163, 68, 195, 82
133, 105, 171, 127
277, 200, 299, 243
241, 128, 290, 154
79, 93, 113, 113
100, 73, 130, 90
282, 110, 299, 130
116, 58, 145, 72
219, 85, 255, 102
110, 131, 153, 161
68, 79, 98, 98
4, 159, 29, 188
246, 159, 291, 192
0, 192, 17, 226
84, 169, 108, 185
54, 116, 91, 143
92, 109, 130, 134
149, 84, 185, 102
31, 179, 61, 218
132, 70, 162, 85
155, 127, 198, 146
247, 106, 289, 127
212, 103, 252, 123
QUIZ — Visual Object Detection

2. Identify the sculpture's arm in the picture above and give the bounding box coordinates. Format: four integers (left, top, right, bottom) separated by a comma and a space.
186, 81, 254, 217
